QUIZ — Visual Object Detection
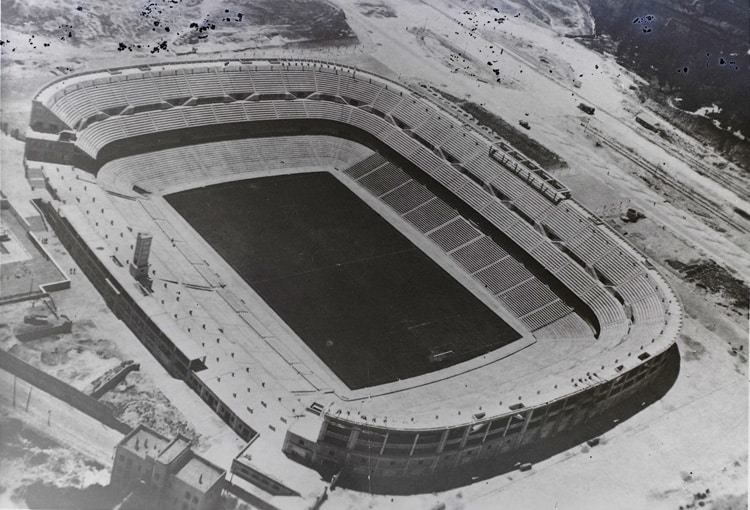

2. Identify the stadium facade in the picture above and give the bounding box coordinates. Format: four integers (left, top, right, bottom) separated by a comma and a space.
25, 59, 681, 494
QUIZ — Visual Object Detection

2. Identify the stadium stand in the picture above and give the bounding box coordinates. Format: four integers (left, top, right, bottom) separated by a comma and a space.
27, 59, 682, 494
97, 136, 373, 195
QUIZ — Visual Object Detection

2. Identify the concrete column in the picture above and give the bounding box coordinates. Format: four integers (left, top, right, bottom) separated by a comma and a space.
513, 410, 534, 448
409, 433, 419, 457
458, 425, 471, 449
346, 429, 360, 450
435, 428, 449, 454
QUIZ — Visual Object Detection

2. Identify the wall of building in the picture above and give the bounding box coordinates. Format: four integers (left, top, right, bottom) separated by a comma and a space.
283, 345, 671, 488
111, 444, 155, 488
230, 458, 299, 497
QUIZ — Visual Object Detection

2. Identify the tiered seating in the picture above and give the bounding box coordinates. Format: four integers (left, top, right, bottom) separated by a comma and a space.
582, 286, 627, 326
382, 130, 421, 157
480, 204, 519, 236
97, 135, 364, 195
51, 88, 100, 128
120, 76, 162, 106
86, 79, 125, 110
151, 73, 194, 101
255, 137, 317, 165
313, 138, 373, 167
489, 164, 538, 201
212, 103, 248, 124
40, 62, 666, 339
475, 258, 531, 295
348, 108, 395, 137
616, 275, 656, 304
393, 97, 432, 127
449, 236, 509, 273
77, 117, 127, 156
554, 262, 596, 295
248, 69, 285, 94
409, 146, 445, 175
241, 101, 278, 121
498, 279, 560, 317
451, 180, 493, 210
340, 76, 382, 104
121, 113, 157, 137
271, 100, 308, 120
281, 69, 318, 93
403, 197, 458, 233
357, 163, 411, 196
303, 100, 348, 121
414, 115, 455, 146
185, 70, 226, 97
427, 218, 481, 252
514, 189, 555, 220
630, 295, 665, 325
594, 250, 642, 286
371, 88, 402, 114
542, 204, 589, 239
567, 229, 614, 266
462, 156, 497, 185
529, 243, 570, 273
532, 312, 593, 340
181, 104, 219, 127
467, 159, 529, 203
342, 153, 388, 179
522, 300, 573, 331
217, 68, 254, 96
313, 71, 340, 96
505, 221, 544, 252
440, 131, 484, 161
380, 180, 433, 214
341, 153, 570, 331
430, 165, 470, 196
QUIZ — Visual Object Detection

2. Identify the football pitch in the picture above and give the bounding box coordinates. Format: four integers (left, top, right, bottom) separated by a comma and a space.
167, 170, 521, 389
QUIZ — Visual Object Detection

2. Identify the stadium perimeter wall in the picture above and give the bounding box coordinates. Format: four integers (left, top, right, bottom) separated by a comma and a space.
281, 344, 673, 491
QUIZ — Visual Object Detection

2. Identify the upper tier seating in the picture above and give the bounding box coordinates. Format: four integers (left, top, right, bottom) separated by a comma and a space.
40, 62, 668, 340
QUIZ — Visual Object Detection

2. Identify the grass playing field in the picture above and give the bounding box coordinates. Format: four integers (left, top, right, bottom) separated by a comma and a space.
167, 171, 521, 389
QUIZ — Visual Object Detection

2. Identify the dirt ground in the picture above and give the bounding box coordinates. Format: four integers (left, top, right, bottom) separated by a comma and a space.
1, 0, 748, 509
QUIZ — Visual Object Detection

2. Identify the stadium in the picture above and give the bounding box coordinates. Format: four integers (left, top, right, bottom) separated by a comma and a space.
24, 58, 682, 495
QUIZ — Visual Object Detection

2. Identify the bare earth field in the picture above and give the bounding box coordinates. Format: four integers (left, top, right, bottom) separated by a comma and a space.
1, 0, 747, 509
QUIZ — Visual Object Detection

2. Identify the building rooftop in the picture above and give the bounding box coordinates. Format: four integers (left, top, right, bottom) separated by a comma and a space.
174, 454, 225, 492
234, 432, 326, 497
157, 436, 191, 465
121, 426, 170, 460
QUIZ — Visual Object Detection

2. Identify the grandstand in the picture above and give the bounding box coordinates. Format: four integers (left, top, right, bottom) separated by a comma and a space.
25, 58, 681, 495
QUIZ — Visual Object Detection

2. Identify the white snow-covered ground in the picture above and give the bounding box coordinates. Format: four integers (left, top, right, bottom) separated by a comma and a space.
336, 0, 749, 278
